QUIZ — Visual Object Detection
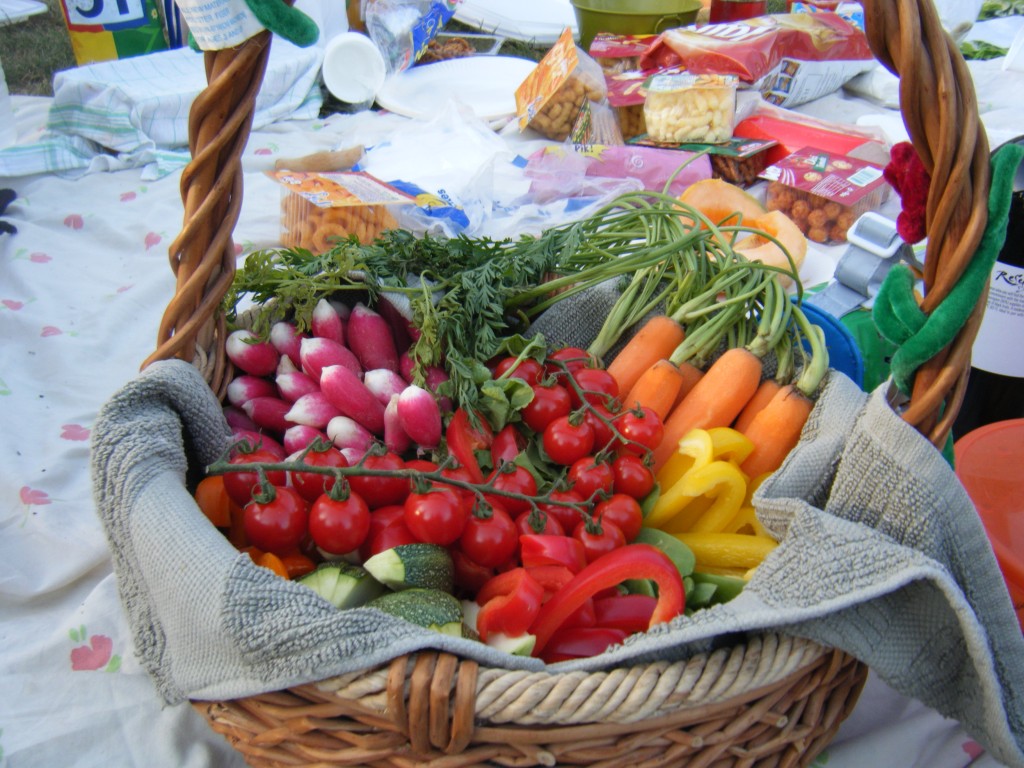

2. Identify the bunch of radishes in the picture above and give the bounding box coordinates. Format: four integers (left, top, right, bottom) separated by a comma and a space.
223, 298, 450, 464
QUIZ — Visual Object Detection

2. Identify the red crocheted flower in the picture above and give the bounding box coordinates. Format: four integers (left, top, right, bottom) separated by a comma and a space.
883, 142, 930, 244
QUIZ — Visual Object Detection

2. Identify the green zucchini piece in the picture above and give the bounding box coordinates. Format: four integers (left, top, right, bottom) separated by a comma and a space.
298, 561, 386, 609
363, 543, 454, 592
368, 588, 464, 636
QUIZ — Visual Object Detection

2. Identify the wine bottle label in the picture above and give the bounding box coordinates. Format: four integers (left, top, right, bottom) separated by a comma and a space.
973, 261, 1024, 377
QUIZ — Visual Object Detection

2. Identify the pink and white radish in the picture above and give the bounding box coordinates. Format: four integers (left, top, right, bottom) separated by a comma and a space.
347, 302, 400, 373
326, 415, 375, 456
396, 384, 441, 449
375, 296, 415, 355
270, 321, 308, 368
320, 364, 386, 434
363, 368, 408, 407
241, 396, 294, 434
226, 329, 279, 377
283, 424, 329, 455
224, 405, 258, 433
384, 394, 411, 454
276, 369, 321, 403
285, 391, 343, 430
311, 298, 346, 345
300, 336, 362, 383
226, 375, 278, 408
399, 351, 452, 413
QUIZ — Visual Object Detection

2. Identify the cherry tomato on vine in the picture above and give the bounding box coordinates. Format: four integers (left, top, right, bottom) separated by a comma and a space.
452, 549, 495, 596
545, 347, 594, 377
611, 454, 656, 500
459, 504, 518, 568
567, 367, 620, 409
568, 457, 615, 502
405, 458, 439, 473
493, 356, 544, 384
367, 520, 418, 557
537, 487, 586, 533
308, 491, 371, 555
543, 415, 595, 466
404, 487, 468, 546
594, 493, 643, 542
487, 464, 538, 515
243, 485, 308, 555
359, 504, 406, 560
584, 405, 617, 454
291, 445, 349, 503
521, 382, 572, 433
223, 448, 287, 507
515, 509, 565, 537
347, 451, 409, 508
615, 406, 664, 455
572, 519, 626, 563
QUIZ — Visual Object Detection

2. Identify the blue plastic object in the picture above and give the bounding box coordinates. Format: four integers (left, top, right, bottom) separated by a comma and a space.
798, 299, 865, 389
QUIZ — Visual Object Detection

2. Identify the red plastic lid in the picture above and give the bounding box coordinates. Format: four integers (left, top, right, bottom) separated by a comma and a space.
954, 419, 1024, 591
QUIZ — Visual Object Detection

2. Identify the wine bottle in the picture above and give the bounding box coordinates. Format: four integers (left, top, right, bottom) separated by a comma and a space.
953, 140, 1024, 439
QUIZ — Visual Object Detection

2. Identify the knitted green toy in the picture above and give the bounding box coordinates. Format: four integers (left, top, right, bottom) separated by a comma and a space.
872, 142, 1024, 396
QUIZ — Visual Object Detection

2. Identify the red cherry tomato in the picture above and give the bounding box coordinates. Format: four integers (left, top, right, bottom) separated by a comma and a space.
223, 448, 287, 507
404, 487, 468, 546
585, 405, 618, 454
567, 367, 620, 409
594, 493, 643, 542
487, 464, 538, 515
308, 491, 371, 555
493, 356, 544, 384
521, 382, 572, 433
568, 456, 615, 502
243, 485, 308, 555
359, 504, 406, 560
615, 406, 664, 455
612, 454, 656, 499
451, 549, 495, 596
515, 509, 565, 537
367, 520, 418, 557
405, 458, 439, 473
347, 451, 409, 508
573, 519, 626, 563
292, 445, 349, 503
545, 346, 594, 377
537, 488, 586, 533
543, 415, 595, 466
460, 504, 518, 568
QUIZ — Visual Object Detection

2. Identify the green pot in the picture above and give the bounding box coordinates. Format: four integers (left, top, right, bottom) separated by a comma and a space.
571, 0, 702, 50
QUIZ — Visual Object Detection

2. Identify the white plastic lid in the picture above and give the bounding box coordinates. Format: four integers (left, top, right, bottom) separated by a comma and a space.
322, 32, 387, 105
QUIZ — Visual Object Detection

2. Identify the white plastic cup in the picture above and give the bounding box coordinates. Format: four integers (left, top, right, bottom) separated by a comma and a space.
321, 32, 387, 106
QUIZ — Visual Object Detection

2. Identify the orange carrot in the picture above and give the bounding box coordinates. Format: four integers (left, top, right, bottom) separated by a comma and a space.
732, 379, 781, 434
738, 384, 815, 479
622, 359, 686, 420
606, 315, 686, 396
673, 361, 705, 410
279, 552, 317, 579
256, 551, 291, 579
652, 348, 762, 472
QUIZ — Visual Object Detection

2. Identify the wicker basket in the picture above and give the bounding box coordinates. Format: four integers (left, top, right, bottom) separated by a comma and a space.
142, 0, 991, 765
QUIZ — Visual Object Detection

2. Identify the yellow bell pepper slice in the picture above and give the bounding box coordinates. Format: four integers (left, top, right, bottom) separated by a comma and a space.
685, 461, 748, 534
672, 531, 778, 571
707, 427, 755, 465
743, 472, 772, 507
655, 428, 714, 489
723, 505, 771, 538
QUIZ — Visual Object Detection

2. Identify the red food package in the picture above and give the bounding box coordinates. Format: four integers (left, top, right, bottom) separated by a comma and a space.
638, 13, 875, 107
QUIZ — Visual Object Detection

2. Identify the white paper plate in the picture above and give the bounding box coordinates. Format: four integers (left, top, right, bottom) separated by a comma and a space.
376, 56, 537, 121
453, 0, 578, 45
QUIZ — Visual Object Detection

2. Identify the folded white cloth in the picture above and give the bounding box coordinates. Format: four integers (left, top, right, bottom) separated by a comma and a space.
90, 355, 1024, 768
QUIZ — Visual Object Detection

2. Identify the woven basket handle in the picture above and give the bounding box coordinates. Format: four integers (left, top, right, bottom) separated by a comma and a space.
145, 2, 992, 446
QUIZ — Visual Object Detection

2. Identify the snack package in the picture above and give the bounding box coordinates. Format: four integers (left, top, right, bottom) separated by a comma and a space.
515, 28, 621, 144
629, 135, 777, 187
638, 12, 876, 108
643, 73, 738, 144
759, 146, 891, 244
523, 143, 712, 202
589, 33, 665, 141
269, 170, 415, 250
733, 100, 890, 166
589, 32, 659, 74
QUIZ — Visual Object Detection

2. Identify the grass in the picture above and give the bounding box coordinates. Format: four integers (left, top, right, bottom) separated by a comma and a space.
1, 0, 76, 96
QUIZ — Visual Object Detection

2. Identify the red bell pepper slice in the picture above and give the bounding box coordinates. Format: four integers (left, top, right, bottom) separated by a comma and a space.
490, 423, 526, 468
476, 568, 544, 642
593, 594, 658, 635
529, 544, 685, 655
522, 564, 596, 629
445, 408, 492, 484
540, 627, 629, 664
519, 534, 587, 573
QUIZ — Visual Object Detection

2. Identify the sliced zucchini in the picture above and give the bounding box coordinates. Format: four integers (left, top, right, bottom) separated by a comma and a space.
368, 588, 464, 637
298, 561, 386, 609
363, 543, 454, 592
